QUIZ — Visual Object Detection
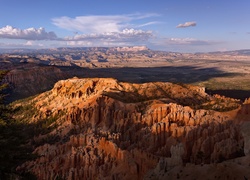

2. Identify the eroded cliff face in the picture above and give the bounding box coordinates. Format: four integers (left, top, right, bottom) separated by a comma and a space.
14, 78, 249, 180
4, 65, 70, 102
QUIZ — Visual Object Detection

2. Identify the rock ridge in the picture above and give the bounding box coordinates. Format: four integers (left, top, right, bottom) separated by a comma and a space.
14, 78, 249, 179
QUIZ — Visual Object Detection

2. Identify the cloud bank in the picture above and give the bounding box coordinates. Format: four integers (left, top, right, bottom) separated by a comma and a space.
64, 28, 152, 42
62, 28, 152, 47
176, 21, 196, 28
0, 14, 157, 47
52, 14, 157, 46
0, 26, 57, 40
167, 38, 217, 45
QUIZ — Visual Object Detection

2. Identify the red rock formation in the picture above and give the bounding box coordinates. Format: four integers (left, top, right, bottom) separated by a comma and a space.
15, 78, 248, 179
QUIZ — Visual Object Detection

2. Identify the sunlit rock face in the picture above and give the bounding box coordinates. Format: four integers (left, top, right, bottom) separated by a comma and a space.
15, 78, 249, 180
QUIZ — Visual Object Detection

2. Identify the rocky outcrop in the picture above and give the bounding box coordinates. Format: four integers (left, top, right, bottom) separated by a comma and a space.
19, 135, 158, 180
15, 78, 249, 179
5, 65, 69, 102
150, 143, 185, 175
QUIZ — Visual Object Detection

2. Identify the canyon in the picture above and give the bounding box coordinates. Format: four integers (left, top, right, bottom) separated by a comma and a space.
12, 77, 250, 179
0, 47, 250, 179
1, 47, 250, 102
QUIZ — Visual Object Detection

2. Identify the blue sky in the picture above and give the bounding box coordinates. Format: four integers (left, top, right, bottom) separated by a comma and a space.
0, 0, 250, 52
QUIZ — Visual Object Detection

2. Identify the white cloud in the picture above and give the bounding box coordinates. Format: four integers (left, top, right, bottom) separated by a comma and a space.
53, 13, 157, 45
0, 25, 58, 40
167, 38, 211, 45
63, 40, 136, 47
65, 41, 93, 46
52, 13, 159, 34
0, 13, 157, 47
176, 21, 196, 28
168, 38, 222, 46
61, 28, 152, 47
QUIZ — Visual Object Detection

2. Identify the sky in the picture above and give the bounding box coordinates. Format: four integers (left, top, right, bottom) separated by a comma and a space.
0, 0, 250, 52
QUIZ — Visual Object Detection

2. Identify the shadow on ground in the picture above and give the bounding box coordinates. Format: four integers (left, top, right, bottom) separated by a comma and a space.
206, 89, 250, 101
68, 66, 238, 84
3, 64, 250, 102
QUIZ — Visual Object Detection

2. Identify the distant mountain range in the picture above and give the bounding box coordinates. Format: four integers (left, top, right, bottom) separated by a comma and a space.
1, 46, 250, 55
0, 46, 151, 54
206, 49, 250, 55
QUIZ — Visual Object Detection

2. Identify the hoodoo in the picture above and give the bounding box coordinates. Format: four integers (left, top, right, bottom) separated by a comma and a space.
13, 78, 250, 179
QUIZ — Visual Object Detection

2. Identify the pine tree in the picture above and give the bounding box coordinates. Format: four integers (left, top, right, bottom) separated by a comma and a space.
0, 70, 8, 125
0, 70, 8, 101
0, 70, 36, 179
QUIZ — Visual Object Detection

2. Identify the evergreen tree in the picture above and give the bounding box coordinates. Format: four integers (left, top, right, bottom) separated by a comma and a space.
0, 70, 36, 179
0, 70, 7, 98
0, 70, 8, 125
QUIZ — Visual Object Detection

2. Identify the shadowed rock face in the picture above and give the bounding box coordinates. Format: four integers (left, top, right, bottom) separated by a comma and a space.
14, 78, 249, 180
4, 65, 70, 102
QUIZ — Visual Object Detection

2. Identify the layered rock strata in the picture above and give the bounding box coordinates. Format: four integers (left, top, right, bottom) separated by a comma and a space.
15, 78, 248, 179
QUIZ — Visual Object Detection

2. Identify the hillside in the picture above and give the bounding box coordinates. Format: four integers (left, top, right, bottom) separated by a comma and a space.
9, 77, 250, 179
